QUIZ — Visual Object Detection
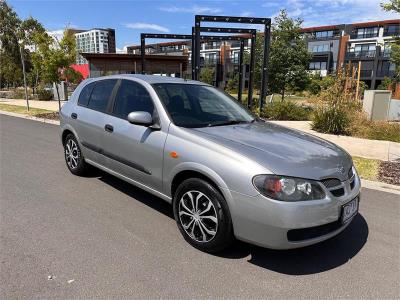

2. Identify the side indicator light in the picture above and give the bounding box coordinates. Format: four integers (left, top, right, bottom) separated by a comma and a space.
170, 151, 179, 158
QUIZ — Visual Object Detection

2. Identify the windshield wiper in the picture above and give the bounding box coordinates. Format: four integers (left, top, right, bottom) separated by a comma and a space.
207, 120, 251, 127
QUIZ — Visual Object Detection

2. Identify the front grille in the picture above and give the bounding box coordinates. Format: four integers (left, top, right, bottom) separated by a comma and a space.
331, 188, 345, 197
321, 178, 345, 197
321, 178, 341, 188
287, 220, 342, 242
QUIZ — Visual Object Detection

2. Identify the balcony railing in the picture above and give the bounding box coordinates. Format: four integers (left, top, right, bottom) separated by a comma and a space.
350, 32, 379, 39
376, 70, 396, 78
202, 58, 219, 66
346, 50, 376, 59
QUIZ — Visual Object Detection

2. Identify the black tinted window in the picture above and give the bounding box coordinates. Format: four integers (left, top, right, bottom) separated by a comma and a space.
78, 82, 94, 106
113, 80, 154, 119
87, 79, 117, 112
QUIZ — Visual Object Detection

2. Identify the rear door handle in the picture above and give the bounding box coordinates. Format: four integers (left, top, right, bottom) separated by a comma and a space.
71, 113, 77, 119
105, 124, 114, 133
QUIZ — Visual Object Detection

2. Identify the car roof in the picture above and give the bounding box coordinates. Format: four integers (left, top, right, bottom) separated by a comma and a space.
90, 74, 206, 85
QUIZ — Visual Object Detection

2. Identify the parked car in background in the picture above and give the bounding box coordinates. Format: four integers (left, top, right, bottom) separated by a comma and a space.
60, 75, 360, 253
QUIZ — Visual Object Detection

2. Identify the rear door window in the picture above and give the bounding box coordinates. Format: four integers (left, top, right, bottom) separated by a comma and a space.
112, 80, 154, 119
87, 79, 117, 112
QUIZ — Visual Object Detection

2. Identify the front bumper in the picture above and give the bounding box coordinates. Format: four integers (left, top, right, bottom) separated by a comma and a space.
229, 175, 361, 250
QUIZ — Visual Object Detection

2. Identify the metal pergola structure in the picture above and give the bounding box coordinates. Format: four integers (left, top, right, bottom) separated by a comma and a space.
192, 27, 256, 106
140, 32, 251, 103
194, 15, 271, 109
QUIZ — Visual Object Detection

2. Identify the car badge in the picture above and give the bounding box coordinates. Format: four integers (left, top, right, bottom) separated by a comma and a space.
337, 165, 346, 174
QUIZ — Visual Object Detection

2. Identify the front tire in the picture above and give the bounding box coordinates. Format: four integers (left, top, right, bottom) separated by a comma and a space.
63, 133, 88, 176
173, 178, 234, 253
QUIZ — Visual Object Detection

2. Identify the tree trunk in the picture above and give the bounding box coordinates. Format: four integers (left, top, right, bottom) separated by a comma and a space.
55, 83, 61, 111
281, 88, 285, 101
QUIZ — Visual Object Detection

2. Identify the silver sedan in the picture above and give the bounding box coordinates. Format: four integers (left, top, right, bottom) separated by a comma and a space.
60, 75, 360, 253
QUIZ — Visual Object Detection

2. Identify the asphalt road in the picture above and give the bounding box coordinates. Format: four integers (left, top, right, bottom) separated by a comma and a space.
1, 114, 399, 299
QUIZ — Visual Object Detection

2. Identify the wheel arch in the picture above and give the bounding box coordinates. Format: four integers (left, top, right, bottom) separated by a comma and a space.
168, 163, 234, 209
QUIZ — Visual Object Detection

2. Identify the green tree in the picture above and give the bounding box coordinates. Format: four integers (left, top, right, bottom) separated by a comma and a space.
0, 1, 22, 88
269, 10, 311, 100
381, 0, 400, 12
20, 17, 48, 91
40, 29, 77, 109
245, 10, 310, 101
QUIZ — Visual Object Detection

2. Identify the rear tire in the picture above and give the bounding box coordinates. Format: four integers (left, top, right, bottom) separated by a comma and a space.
173, 178, 234, 253
63, 133, 88, 176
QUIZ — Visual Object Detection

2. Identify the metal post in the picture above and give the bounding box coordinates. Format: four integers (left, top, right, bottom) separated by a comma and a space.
140, 35, 145, 74
195, 19, 201, 80
260, 22, 270, 110
18, 43, 29, 111
191, 27, 196, 80
248, 33, 256, 108
238, 39, 244, 103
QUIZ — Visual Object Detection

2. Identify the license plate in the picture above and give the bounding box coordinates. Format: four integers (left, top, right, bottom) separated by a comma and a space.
341, 197, 359, 224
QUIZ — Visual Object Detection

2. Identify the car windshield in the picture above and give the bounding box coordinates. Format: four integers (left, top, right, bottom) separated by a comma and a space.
152, 83, 255, 128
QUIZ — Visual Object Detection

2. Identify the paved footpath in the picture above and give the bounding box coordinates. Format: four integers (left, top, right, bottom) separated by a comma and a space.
271, 120, 400, 162
1, 114, 399, 299
0, 98, 66, 111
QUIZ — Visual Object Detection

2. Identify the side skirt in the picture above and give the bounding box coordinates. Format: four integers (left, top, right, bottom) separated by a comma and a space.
85, 158, 172, 203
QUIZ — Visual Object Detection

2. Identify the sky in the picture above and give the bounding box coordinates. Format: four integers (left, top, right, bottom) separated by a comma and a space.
8, 0, 400, 51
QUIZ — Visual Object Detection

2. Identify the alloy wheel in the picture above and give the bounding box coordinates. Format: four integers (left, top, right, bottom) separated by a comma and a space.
65, 139, 79, 169
178, 190, 218, 243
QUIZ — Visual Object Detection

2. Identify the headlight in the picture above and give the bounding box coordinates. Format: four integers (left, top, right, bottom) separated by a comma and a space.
253, 175, 326, 201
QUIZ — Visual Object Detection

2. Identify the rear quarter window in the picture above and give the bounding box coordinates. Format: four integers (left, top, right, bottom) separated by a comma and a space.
77, 82, 94, 106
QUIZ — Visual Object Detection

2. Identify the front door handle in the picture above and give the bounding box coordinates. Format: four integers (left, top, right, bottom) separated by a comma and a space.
105, 124, 114, 133
71, 113, 77, 119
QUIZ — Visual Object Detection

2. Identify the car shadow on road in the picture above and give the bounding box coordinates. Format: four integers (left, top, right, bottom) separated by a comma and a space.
98, 171, 174, 218
217, 214, 369, 275
97, 170, 368, 276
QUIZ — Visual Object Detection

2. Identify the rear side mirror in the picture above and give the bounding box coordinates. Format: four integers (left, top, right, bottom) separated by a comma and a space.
127, 111, 153, 126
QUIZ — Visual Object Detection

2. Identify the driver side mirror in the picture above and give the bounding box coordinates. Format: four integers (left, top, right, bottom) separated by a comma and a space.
127, 111, 154, 127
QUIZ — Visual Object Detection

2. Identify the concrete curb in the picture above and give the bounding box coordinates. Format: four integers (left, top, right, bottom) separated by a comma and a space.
361, 179, 400, 195
0, 110, 60, 125
1, 110, 399, 195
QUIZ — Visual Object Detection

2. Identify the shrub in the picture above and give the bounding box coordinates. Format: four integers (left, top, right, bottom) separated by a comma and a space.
12, 89, 25, 99
349, 112, 400, 143
312, 106, 351, 134
37, 88, 53, 101
225, 73, 239, 94
311, 68, 361, 135
261, 101, 312, 121
199, 68, 214, 85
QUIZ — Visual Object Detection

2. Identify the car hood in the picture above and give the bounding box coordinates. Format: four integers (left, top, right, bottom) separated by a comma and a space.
191, 122, 352, 181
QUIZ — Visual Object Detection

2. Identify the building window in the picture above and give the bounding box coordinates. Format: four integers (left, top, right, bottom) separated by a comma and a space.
356, 27, 378, 38
354, 43, 376, 52
309, 61, 327, 70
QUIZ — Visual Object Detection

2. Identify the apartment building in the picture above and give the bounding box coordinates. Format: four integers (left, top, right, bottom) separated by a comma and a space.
73, 28, 116, 64
124, 19, 398, 89
302, 19, 399, 88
